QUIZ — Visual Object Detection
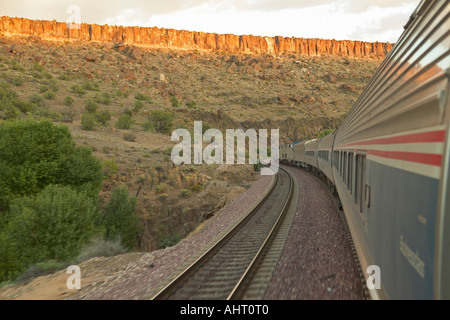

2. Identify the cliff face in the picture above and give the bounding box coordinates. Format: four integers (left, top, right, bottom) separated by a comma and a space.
0, 16, 392, 58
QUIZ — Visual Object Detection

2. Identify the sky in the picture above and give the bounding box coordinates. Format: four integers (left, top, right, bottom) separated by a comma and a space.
0, 0, 422, 43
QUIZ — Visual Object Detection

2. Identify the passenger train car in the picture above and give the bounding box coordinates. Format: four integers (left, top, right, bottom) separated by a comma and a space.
280, 0, 449, 299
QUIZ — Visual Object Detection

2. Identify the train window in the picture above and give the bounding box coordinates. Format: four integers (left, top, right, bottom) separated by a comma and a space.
343, 152, 348, 184
340, 152, 343, 177
355, 154, 366, 213
348, 152, 353, 193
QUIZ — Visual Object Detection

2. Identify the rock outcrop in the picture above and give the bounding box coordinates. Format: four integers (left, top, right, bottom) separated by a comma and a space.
0, 16, 392, 58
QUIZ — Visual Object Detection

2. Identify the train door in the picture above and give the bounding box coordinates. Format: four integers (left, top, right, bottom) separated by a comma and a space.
355, 153, 368, 229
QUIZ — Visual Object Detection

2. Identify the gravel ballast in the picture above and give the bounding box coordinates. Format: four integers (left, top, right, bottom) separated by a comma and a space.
263, 165, 366, 299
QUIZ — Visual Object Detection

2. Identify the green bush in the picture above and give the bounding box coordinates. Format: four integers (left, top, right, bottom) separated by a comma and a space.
95, 110, 112, 126
5, 184, 102, 271
39, 85, 50, 93
81, 113, 96, 131
179, 189, 191, 198
64, 96, 74, 106
170, 96, 179, 107
85, 97, 98, 113
103, 186, 142, 249
94, 92, 111, 105
46, 79, 59, 92
135, 92, 152, 102
11, 77, 23, 86
4, 105, 18, 119
115, 114, 133, 130
71, 84, 86, 96
28, 94, 44, 107
155, 184, 166, 194
14, 100, 34, 113
58, 73, 71, 81
43, 90, 56, 100
32, 62, 44, 73
147, 110, 173, 134
102, 159, 119, 179
82, 80, 100, 91
186, 100, 197, 108
133, 100, 144, 113
0, 120, 103, 209
0, 120, 104, 282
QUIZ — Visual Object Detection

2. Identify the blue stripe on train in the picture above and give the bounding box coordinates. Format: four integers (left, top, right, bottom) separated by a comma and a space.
368, 160, 438, 299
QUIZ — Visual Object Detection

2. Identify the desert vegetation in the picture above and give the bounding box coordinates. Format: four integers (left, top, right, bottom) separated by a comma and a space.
0, 33, 381, 286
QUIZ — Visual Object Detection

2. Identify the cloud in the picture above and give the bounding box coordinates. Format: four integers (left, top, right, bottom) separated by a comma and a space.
344, 0, 421, 12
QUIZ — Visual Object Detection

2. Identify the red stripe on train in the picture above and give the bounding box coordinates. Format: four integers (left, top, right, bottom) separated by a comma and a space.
367, 150, 442, 166
340, 130, 446, 148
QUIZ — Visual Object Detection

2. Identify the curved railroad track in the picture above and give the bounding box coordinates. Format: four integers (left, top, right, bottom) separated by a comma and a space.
151, 167, 295, 300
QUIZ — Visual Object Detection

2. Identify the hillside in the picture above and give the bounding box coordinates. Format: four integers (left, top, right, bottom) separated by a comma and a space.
0, 21, 384, 292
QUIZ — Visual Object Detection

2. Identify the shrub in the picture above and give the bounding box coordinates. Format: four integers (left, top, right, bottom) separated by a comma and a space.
58, 73, 71, 81
14, 100, 34, 113
155, 184, 166, 194
82, 80, 100, 91
147, 110, 173, 134
123, 132, 136, 142
102, 186, 142, 249
95, 110, 111, 126
32, 62, 44, 73
186, 100, 197, 108
170, 96, 179, 107
31, 71, 43, 79
179, 189, 191, 198
81, 113, 96, 131
71, 84, 86, 96
11, 77, 23, 86
6, 184, 102, 269
61, 110, 75, 123
133, 100, 144, 113
28, 94, 44, 107
46, 78, 59, 92
43, 90, 56, 100
94, 92, 111, 105
85, 97, 98, 113
115, 114, 133, 130
64, 96, 74, 106
135, 92, 152, 102
39, 85, 50, 93
102, 159, 119, 179
4, 105, 18, 119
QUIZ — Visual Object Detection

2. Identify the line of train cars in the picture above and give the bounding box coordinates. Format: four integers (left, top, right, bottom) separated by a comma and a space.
280, 0, 449, 299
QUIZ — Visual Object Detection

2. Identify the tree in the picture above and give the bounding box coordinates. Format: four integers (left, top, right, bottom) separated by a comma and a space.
1, 184, 102, 280
147, 110, 174, 134
102, 186, 142, 249
0, 120, 103, 212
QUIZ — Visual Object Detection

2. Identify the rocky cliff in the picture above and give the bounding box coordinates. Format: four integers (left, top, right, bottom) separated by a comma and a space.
0, 16, 392, 58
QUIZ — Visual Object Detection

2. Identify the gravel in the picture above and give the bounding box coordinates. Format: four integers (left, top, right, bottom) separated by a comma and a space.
263, 165, 366, 300
70, 174, 274, 300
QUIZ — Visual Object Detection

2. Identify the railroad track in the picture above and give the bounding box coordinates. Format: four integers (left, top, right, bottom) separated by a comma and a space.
151, 167, 295, 300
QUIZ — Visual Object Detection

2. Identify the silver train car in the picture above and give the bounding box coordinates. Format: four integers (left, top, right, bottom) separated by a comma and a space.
280, 0, 449, 299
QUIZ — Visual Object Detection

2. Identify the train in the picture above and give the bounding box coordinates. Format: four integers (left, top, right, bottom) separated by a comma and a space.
280, 0, 449, 299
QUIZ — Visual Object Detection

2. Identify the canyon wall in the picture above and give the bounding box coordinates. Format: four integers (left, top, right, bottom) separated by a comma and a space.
0, 16, 392, 58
